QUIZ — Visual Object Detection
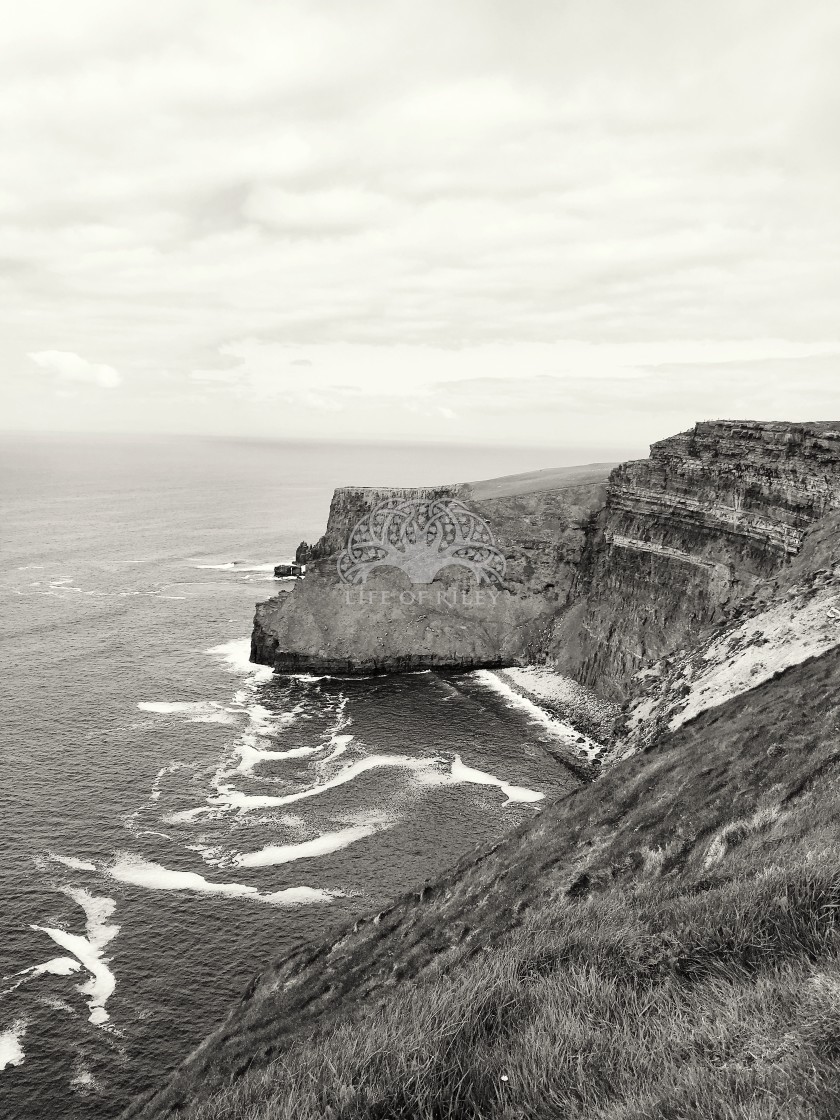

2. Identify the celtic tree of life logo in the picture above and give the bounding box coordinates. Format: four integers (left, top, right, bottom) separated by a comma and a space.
336, 497, 506, 586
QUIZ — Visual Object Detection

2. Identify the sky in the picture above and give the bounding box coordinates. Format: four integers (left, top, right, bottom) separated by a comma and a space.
2, 0, 839, 455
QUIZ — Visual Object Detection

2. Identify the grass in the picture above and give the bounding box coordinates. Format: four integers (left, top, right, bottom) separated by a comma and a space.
191, 856, 840, 1120
128, 645, 840, 1119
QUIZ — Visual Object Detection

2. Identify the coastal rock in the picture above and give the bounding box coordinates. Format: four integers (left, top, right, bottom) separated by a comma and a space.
251, 466, 610, 675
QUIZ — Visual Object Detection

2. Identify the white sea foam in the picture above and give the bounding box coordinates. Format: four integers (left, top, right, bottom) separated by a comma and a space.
234, 694, 339, 775
208, 638, 273, 683
30, 888, 119, 1026
247, 574, 298, 583
235, 741, 323, 776
474, 670, 602, 760
108, 855, 336, 906
247, 702, 275, 729
212, 753, 446, 812
234, 824, 378, 868
320, 733, 354, 765
149, 760, 193, 803
30, 928, 115, 1027
37, 957, 81, 977
185, 842, 226, 866
140, 701, 211, 714
70, 1060, 101, 1094
47, 853, 97, 872
197, 748, 540, 818
0, 1020, 26, 1072
138, 700, 239, 725
290, 673, 374, 681
262, 887, 338, 905
449, 755, 544, 804
1, 957, 81, 997
193, 562, 277, 573
162, 806, 215, 824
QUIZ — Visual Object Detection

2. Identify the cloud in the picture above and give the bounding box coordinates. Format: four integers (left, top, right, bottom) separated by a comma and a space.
2, 1, 840, 440
28, 350, 122, 388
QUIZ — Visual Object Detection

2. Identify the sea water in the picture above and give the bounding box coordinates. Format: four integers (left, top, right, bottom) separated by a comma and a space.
0, 434, 582, 1119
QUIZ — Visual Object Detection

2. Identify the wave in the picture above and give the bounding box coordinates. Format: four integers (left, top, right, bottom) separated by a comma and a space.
139, 701, 214, 714
211, 753, 446, 813
189, 745, 541, 819
46, 853, 97, 872
30, 888, 119, 1027
449, 755, 544, 804
138, 700, 239, 725
207, 638, 273, 683
319, 733, 353, 765
193, 562, 277, 573
0, 1019, 26, 1071
235, 740, 325, 776
108, 855, 337, 906
291, 673, 374, 681
233, 823, 379, 868
1, 956, 82, 998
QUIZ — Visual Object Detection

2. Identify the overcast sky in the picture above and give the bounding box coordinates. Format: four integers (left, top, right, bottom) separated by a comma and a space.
2, 0, 839, 454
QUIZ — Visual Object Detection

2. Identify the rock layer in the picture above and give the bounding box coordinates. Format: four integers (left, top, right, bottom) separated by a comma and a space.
550, 420, 840, 698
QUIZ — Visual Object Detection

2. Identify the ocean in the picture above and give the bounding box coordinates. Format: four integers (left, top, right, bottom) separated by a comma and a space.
0, 433, 583, 1120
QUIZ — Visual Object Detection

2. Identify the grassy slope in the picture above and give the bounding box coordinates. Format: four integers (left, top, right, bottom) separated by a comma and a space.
130, 642, 840, 1119
464, 463, 617, 501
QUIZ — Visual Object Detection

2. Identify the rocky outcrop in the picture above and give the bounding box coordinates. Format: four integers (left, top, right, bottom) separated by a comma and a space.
550, 420, 840, 699
252, 467, 611, 675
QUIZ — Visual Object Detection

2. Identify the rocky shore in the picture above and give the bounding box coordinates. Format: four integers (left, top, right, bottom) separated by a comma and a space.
484, 666, 619, 775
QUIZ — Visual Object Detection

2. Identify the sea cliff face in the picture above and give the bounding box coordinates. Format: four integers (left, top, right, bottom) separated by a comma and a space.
251, 466, 610, 674
551, 420, 840, 699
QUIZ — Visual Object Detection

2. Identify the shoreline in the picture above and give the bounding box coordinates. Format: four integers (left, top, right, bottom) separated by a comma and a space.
479, 666, 621, 778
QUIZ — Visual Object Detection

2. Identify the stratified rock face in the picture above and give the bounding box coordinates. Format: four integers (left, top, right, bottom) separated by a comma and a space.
252, 471, 609, 674
552, 420, 840, 698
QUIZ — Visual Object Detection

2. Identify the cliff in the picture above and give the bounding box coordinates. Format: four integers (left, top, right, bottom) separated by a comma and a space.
252, 422, 840, 695
252, 465, 611, 674
550, 419, 840, 699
